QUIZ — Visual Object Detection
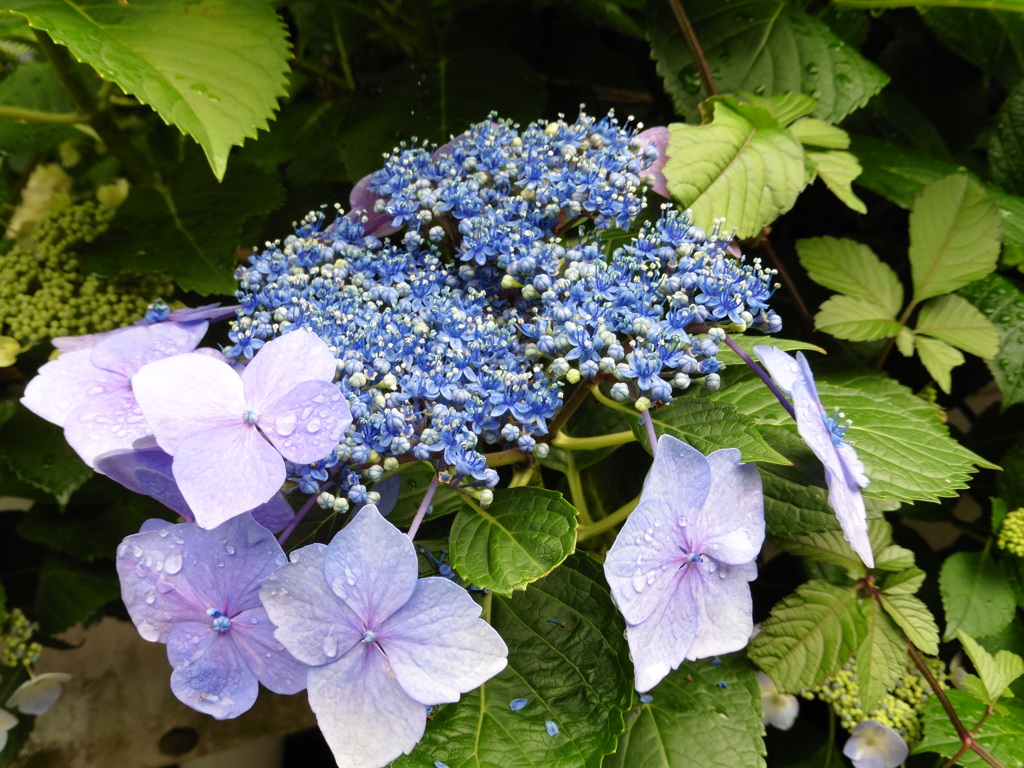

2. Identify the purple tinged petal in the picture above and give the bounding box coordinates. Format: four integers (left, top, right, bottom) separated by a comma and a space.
307, 643, 426, 768
684, 560, 757, 660
90, 322, 207, 380
373, 474, 401, 517
322, 505, 418, 627
349, 175, 400, 239
843, 720, 909, 768
96, 445, 176, 497
241, 331, 337, 412
229, 607, 308, 695
380, 577, 508, 705
259, 544, 363, 667
261, 379, 352, 463
249, 494, 295, 534
167, 624, 259, 720
691, 449, 765, 565
63, 389, 151, 468
132, 353, 247, 455
622, 577, 699, 692
172, 425, 286, 529
753, 346, 802, 395
21, 349, 123, 426
637, 126, 669, 198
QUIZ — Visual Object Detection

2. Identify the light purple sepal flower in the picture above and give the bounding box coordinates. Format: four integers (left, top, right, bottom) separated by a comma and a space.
131, 330, 352, 529
96, 441, 295, 533
843, 720, 909, 768
260, 505, 508, 768
604, 435, 765, 692
753, 346, 873, 568
115, 513, 308, 720
20, 322, 207, 468
50, 303, 231, 353
637, 126, 669, 198
349, 175, 400, 238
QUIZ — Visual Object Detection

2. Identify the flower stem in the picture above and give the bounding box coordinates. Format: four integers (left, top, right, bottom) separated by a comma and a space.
547, 378, 597, 439
722, 335, 796, 420
551, 430, 636, 451
667, 0, 718, 97
277, 493, 320, 546
577, 494, 641, 542
0, 105, 88, 124
406, 473, 440, 541
564, 450, 592, 526
641, 410, 658, 456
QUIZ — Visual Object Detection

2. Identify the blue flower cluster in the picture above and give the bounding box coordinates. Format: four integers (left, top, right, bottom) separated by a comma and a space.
229, 111, 781, 503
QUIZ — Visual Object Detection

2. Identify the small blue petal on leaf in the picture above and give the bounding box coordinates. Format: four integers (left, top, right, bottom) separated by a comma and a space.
639, 693, 653, 704
510, 698, 529, 711
545, 720, 559, 736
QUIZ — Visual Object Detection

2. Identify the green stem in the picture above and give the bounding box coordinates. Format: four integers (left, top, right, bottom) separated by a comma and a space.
577, 494, 640, 542
0, 105, 88, 124
551, 430, 636, 451
564, 450, 592, 526
331, 9, 356, 91
547, 378, 597, 439
508, 465, 536, 488
482, 590, 493, 623
823, 703, 836, 768
590, 385, 638, 418
485, 447, 529, 467
666, 0, 718, 97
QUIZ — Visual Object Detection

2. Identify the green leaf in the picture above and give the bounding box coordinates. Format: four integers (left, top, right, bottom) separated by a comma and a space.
959, 274, 1024, 409
922, 8, 1024, 88
881, 567, 927, 596
914, 335, 965, 394
646, 1, 888, 124
449, 488, 577, 596
744, 93, 819, 126
714, 335, 825, 368
916, 293, 1001, 359
715, 368, 996, 503
958, 631, 1024, 705
35, 552, 120, 634
991, 78, 1024, 197
804, 150, 868, 214
80, 154, 284, 294
3, 0, 290, 180
748, 580, 865, 693
603, 655, 765, 768
814, 295, 903, 341
895, 327, 916, 357
16, 500, 150, 562
797, 236, 904, 316
917, 690, 1024, 766
878, 592, 940, 655
907, 174, 1000, 302
940, 550, 1018, 641
0, 61, 78, 154
664, 100, 806, 238
790, 118, 852, 149
0, 404, 91, 507
392, 554, 633, 768
772, 519, 887, 578
633, 396, 788, 464
856, 599, 909, 711
874, 545, 916, 572
838, 0, 1024, 10
543, 395, 633, 474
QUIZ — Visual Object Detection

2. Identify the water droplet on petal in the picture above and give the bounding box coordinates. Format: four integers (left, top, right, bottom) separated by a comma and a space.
322, 635, 339, 658
164, 551, 182, 575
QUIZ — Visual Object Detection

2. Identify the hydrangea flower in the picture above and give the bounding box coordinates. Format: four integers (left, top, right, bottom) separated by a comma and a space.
115, 512, 308, 720
757, 671, 799, 731
0, 709, 17, 752
843, 720, 909, 768
131, 330, 352, 528
260, 504, 508, 768
21, 321, 207, 467
603, 435, 764, 692
50, 301, 234, 353
753, 347, 873, 568
95, 440, 295, 533
5, 672, 72, 716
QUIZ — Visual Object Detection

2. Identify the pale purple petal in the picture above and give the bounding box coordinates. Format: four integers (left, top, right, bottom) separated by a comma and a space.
825, 468, 873, 568
229, 607, 308, 695
241, 330, 337, 412
349, 174, 400, 238
380, 577, 508, 705
753, 345, 802, 394
171, 425, 285, 529
21, 349, 123, 426
690, 449, 765, 565
307, 642, 426, 768
638, 435, 711, 513
373, 474, 401, 517
637, 126, 669, 198
167, 624, 259, 720
843, 720, 909, 768
5, 673, 72, 715
260, 544, 363, 667
684, 560, 757, 660
322, 504, 418, 627
63, 390, 151, 468
132, 353, 247, 455
52, 327, 129, 352
96, 445, 177, 498
622, 575, 699, 693
90, 321, 207, 379
249, 494, 296, 534
261, 379, 352, 463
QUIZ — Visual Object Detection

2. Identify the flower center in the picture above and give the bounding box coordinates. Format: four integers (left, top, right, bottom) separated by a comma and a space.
242, 408, 260, 425
207, 608, 231, 633
361, 630, 376, 644
824, 407, 852, 447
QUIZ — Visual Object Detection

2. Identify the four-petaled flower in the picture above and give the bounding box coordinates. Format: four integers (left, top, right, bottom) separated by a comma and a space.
843, 720, 909, 768
754, 346, 873, 568
604, 434, 765, 692
260, 504, 508, 768
757, 671, 799, 731
131, 330, 352, 528
116, 512, 308, 720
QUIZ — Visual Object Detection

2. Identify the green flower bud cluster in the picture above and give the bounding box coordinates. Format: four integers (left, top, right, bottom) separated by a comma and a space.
997, 507, 1024, 557
0, 608, 41, 668
801, 656, 946, 743
0, 201, 173, 347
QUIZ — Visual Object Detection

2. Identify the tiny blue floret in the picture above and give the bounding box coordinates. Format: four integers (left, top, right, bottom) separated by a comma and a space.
545, 720, 559, 736
639, 693, 653, 704
510, 698, 528, 711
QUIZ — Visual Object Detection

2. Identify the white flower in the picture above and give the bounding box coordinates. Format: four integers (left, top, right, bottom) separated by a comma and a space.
6, 673, 73, 716
757, 672, 799, 731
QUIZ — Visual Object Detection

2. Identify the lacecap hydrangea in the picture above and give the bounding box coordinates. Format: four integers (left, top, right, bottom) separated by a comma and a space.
229, 110, 782, 507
